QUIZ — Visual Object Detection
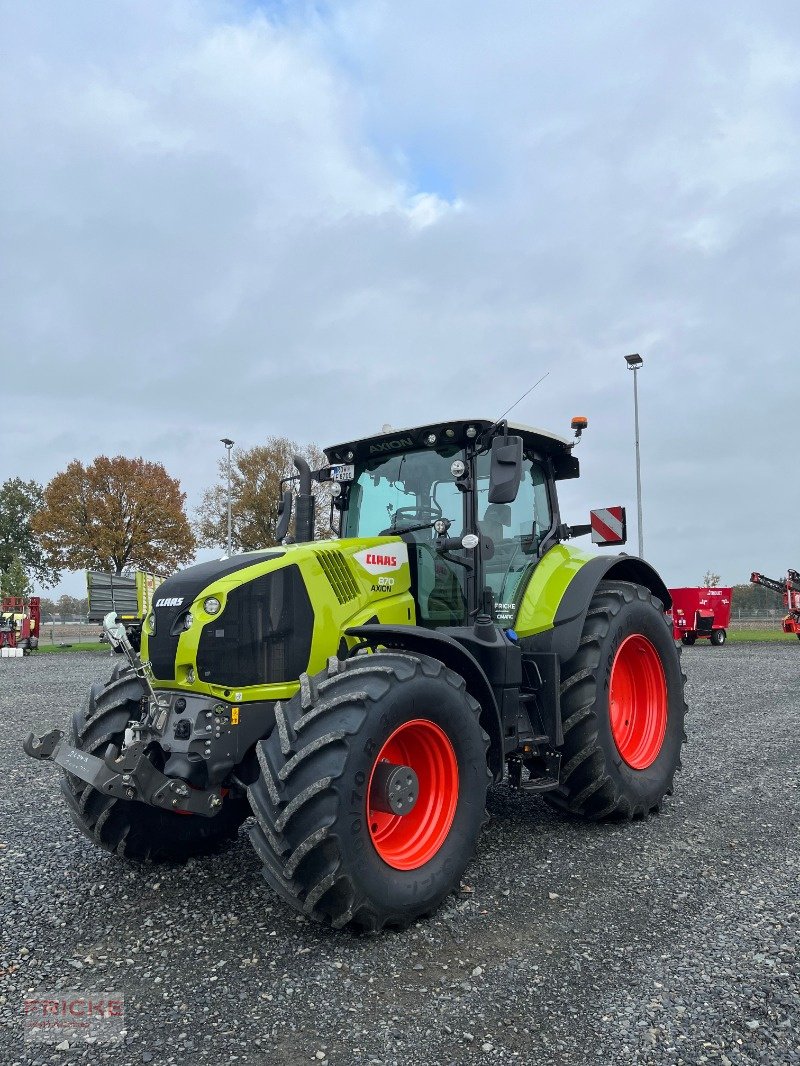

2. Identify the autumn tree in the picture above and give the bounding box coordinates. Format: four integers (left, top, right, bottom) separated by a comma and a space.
196, 438, 333, 552
0, 477, 59, 586
731, 582, 781, 613
38, 596, 59, 618
703, 570, 721, 588
32, 456, 196, 576
57, 594, 87, 617
0, 555, 32, 597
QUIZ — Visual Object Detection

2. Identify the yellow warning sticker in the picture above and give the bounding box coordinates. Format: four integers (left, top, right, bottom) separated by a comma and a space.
231, 707, 239, 725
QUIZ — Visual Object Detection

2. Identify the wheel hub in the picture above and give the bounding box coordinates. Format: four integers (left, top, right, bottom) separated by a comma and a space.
369, 761, 419, 816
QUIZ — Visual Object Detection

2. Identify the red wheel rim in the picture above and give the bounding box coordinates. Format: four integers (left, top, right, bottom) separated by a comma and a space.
367, 719, 459, 870
609, 634, 668, 769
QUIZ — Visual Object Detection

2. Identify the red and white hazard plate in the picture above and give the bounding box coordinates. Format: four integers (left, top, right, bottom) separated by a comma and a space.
590, 506, 627, 545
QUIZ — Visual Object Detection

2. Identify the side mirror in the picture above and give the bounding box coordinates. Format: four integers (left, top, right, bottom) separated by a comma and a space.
488, 434, 523, 504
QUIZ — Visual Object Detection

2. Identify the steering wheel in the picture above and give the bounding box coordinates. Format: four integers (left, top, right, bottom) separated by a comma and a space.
380, 505, 445, 537
390, 504, 442, 527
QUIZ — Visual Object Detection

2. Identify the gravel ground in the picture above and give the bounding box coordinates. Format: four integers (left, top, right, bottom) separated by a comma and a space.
1, 645, 798, 1065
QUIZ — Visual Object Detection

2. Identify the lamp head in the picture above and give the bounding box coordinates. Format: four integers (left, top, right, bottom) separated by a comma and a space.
624, 354, 643, 370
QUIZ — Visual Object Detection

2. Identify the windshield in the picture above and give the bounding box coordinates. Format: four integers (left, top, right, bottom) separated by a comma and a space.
343, 448, 465, 541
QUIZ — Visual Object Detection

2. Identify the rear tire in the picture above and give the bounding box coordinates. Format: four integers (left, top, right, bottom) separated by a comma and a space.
546, 581, 687, 820
61, 665, 248, 861
710, 628, 726, 646
681, 632, 696, 646
247, 652, 490, 931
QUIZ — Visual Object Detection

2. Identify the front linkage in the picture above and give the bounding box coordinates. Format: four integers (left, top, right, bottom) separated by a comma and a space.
23, 727, 223, 816
23, 613, 224, 819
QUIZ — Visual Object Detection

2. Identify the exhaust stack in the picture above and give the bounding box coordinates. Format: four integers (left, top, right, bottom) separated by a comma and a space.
293, 455, 316, 543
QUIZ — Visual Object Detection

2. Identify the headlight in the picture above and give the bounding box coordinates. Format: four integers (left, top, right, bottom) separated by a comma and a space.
145, 612, 155, 634
183, 612, 194, 630
204, 596, 221, 615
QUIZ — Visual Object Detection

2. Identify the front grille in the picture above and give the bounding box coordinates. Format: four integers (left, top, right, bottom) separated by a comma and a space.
146, 553, 284, 681
315, 550, 359, 604
196, 565, 313, 687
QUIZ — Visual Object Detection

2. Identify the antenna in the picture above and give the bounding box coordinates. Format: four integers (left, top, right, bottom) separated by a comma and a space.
480, 371, 550, 443
496, 371, 550, 424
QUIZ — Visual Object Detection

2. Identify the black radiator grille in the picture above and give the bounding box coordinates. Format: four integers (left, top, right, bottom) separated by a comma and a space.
146, 553, 284, 681
315, 550, 359, 604
196, 565, 313, 687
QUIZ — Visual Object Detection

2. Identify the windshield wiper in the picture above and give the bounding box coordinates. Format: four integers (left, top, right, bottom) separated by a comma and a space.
379, 520, 437, 536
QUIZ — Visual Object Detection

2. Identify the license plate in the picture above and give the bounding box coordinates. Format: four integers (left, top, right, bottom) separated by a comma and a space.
330, 464, 354, 483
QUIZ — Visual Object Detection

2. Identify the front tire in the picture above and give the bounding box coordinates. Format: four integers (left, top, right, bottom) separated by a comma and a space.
546, 581, 687, 820
61, 665, 248, 861
681, 632, 696, 646
710, 628, 726, 646
247, 652, 490, 931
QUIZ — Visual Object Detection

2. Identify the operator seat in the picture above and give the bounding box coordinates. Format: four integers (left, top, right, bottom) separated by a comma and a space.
480, 503, 514, 600
480, 503, 512, 547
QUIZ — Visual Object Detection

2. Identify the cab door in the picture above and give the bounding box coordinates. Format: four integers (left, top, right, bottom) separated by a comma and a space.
474, 453, 553, 626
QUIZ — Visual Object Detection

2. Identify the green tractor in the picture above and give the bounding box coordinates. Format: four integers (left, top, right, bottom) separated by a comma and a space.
25, 418, 686, 931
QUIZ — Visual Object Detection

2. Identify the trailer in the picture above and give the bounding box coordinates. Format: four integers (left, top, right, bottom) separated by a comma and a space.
86, 571, 164, 652
669, 586, 732, 646
750, 570, 800, 639
0, 596, 41, 656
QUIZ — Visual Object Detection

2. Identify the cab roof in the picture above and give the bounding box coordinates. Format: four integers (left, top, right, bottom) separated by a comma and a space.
326, 419, 571, 458
325, 418, 579, 479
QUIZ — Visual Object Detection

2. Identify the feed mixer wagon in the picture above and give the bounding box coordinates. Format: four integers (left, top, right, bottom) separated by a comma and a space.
669, 587, 732, 646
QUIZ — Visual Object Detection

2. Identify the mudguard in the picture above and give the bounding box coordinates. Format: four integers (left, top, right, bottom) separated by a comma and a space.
514, 545, 671, 663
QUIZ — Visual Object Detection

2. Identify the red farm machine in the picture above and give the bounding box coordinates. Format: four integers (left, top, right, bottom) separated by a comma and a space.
0, 596, 41, 656
750, 570, 800, 639
668, 586, 732, 646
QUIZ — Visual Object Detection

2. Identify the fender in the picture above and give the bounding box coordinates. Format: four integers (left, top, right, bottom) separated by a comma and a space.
345, 624, 506, 781
520, 552, 671, 663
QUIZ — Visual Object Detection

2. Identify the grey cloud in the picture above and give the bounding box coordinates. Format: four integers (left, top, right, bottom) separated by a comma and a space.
3, 0, 798, 597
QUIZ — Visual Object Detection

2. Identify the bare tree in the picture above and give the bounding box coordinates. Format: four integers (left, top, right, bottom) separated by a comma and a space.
196, 438, 333, 552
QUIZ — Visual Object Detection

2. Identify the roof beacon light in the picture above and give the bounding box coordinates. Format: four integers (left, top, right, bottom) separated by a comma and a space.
571, 416, 588, 439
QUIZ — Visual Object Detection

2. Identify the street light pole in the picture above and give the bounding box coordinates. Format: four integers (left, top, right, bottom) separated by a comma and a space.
220, 438, 234, 557
624, 355, 644, 558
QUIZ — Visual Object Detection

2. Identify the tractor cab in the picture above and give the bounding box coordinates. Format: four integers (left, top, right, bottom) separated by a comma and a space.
321, 418, 578, 628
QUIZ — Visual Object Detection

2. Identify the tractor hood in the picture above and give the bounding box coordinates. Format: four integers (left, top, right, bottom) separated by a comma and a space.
141, 539, 415, 702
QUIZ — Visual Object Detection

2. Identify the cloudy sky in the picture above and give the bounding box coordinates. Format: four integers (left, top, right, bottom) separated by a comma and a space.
3, 0, 798, 597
